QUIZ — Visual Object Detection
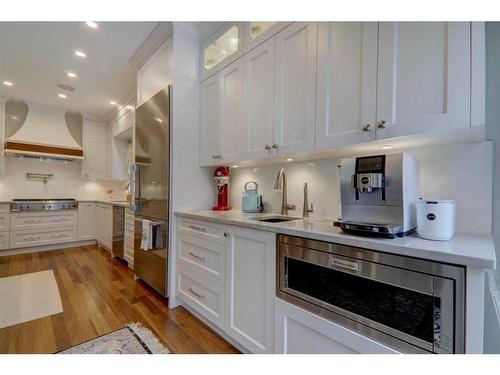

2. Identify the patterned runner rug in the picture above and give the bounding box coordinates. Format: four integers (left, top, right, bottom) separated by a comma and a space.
59, 323, 170, 354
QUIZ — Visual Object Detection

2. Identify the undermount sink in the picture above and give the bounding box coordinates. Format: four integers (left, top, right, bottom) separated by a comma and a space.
251, 215, 301, 223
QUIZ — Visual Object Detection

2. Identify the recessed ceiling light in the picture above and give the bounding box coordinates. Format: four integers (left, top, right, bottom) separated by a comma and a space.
86, 21, 98, 29
285, 158, 294, 162
155, 118, 163, 123
380, 145, 395, 150
58, 93, 67, 99
74, 50, 86, 58
232, 165, 238, 168
67, 72, 77, 78
110, 101, 117, 105
3, 81, 13, 87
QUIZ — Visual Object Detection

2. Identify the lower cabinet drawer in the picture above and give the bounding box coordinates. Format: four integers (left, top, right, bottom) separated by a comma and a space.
0, 231, 10, 250
10, 228, 77, 249
177, 266, 225, 330
10, 211, 77, 231
0, 212, 10, 231
178, 233, 225, 285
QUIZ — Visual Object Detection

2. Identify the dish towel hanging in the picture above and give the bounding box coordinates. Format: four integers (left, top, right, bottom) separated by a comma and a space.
141, 219, 152, 251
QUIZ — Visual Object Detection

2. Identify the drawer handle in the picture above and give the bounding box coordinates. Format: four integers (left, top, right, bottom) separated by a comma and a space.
188, 252, 207, 261
23, 219, 42, 224
51, 218, 68, 222
187, 287, 204, 299
51, 234, 66, 239
188, 225, 206, 232
24, 236, 41, 241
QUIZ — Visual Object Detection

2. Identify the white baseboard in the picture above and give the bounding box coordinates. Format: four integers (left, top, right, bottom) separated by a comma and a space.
0, 239, 97, 257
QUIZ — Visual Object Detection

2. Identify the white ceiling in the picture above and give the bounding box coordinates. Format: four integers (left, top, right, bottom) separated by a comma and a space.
0, 22, 157, 117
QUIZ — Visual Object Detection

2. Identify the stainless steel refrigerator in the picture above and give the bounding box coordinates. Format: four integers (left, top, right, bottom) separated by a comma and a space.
131, 87, 170, 297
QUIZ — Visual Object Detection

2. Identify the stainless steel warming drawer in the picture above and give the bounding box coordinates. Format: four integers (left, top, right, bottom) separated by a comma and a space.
276, 234, 466, 354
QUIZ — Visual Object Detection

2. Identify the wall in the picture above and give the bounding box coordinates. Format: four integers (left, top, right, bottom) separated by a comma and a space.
0, 156, 127, 201
168, 22, 213, 307
230, 141, 493, 236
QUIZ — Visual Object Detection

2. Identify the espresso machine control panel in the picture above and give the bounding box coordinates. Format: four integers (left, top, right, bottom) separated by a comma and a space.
351, 155, 386, 195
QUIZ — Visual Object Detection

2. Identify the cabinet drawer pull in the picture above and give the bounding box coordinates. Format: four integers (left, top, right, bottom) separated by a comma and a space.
361, 124, 371, 132
272, 143, 279, 149
188, 225, 206, 232
23, 236, 41, 241
188, 252, 207, 261
51, 218, 69, 222
51, 234, 66, 239
377, 120, 386, 129
187, 287, 204, 299
264, 144, 272, 150
23, 219, 42, 224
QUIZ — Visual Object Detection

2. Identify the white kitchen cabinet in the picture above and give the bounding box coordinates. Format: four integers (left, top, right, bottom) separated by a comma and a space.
137, 37, 172, 107
218, 59, 244, 164
225, 225, 275, 353
175, 218, 276, 353
243, 22, 291, 53
78, 202, 96, 240
200, 73, 221, 166
200, 59, 244, 166
83, 119, 108, 180
273, 22, 317, 156
275, 298, 399, 354
243, 38, 276, 160
200, 23, 244, 81
315, 22, 378, 149
376, 22, 471, 139
95, 203, 112, 250
113, 106, 134, 137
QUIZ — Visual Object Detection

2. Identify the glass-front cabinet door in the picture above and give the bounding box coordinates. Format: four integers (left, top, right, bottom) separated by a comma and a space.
243, 22, 292, 52
200, 22, 243, 81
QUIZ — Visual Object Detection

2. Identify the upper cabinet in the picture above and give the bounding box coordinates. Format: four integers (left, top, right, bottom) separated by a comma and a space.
200, 59, 244, 166
243, 38, 276, 160
375, 22, 471, 139
316, 21, 477, 150
83, 119, 107, 179
199, 21, 485, 167
273, 22, 318, 156
137, 37, 172, 107
243, 22, 292, 53
200, 23, 244, 81
315, 22, 378, 149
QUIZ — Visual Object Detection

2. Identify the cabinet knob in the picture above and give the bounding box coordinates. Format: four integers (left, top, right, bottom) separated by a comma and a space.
377, 120, 386, 129
361, 124, 371, 132
272, 143, 279, 149
224, 232, 230, 238
264, 144, 271, 150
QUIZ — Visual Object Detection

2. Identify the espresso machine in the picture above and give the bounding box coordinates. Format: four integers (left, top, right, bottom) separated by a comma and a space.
334, 153, 419, 238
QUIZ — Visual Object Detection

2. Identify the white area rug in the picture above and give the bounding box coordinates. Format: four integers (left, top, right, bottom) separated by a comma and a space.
59, 323, 170, 354
0, 270, 63, 329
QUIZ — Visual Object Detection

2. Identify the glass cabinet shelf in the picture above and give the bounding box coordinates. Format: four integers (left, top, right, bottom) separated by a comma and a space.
249, 22, 276, 40
203, 25, 239, 72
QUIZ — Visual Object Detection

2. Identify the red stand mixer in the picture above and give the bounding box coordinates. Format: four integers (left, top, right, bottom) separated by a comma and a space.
212, 166, 231, 211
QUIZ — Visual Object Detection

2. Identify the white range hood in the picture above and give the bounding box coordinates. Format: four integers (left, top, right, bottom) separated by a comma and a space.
4, 99, 84, 161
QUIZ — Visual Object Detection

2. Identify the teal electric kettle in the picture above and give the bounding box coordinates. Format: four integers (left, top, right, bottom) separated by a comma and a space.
242, 181, 263, 213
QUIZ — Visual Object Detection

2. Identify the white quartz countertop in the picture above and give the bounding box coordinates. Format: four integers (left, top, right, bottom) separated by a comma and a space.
175, 209, 496, 269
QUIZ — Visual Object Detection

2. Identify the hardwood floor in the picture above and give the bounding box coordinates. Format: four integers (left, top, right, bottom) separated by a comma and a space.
0, 245, 240, 354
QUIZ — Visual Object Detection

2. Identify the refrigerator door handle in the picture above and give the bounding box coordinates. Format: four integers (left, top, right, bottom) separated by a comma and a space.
130, 164, 140, 212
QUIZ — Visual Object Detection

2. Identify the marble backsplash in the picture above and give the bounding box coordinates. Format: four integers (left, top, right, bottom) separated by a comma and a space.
229, 141, 493, 236
0, 156, 128, 201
